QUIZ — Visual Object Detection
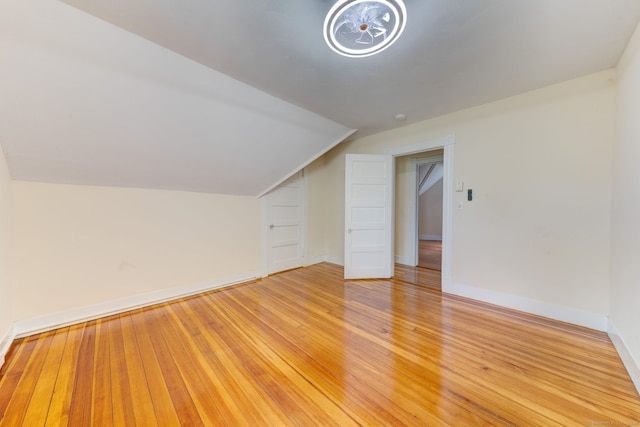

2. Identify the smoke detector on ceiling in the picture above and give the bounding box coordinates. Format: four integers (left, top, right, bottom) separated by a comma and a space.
323, 0, 407, 58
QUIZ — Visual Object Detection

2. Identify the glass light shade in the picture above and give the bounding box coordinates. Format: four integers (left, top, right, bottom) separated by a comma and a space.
323, 0, 407, 58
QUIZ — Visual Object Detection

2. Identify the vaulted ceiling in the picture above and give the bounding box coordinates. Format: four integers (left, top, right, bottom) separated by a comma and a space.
2, 0, 640, 196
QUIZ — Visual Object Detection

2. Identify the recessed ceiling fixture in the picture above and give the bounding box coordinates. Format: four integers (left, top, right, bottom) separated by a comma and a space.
323, 0, 407, 58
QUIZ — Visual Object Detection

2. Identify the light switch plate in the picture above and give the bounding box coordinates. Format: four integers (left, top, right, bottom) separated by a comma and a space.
456, 181, 464, 192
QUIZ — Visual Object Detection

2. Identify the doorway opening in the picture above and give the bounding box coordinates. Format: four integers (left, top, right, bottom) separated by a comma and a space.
393, 151, 444, 290
385, 135, 454, 292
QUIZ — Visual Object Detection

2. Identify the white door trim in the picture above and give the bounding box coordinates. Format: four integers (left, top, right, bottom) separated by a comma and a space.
385, 134, 455, 292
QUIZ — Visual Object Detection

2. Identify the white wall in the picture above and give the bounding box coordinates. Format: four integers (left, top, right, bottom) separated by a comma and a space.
306, 159, 328, 265
610, 20, 640, 391
315, 71, 615, 330
0, 149, 14, 363
12, 182, 261, 331
307, 145, 350, 266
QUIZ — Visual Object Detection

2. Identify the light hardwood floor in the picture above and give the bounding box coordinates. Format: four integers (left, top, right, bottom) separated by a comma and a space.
1, 263, 639, 426
393, 263, 441, 291
418, 239, 442, 271
393, 240, 443, 290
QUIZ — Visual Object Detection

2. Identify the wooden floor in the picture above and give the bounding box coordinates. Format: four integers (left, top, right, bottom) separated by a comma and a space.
393, 263, 441, 291
418, 239, 442, 271
393, 240, 442, 290
1, 263, 639, 426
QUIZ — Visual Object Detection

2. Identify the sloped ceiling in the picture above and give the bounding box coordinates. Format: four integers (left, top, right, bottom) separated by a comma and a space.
2, 0, 640, 196
0, 0, 354, 196
419, 163, 444, 196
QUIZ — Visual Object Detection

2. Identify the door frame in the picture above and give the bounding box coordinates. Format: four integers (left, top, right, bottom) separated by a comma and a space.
385, 134, 454, 292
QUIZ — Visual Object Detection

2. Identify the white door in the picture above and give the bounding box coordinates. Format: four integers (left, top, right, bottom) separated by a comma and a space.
344, 154, 394, 279
266, 171, 305, 275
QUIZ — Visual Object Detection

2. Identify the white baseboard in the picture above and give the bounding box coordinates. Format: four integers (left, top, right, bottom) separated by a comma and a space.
419, 235, 442, 241
608, 320, 640, 395
447, 282, 608, 332
324, 255, 344, 266
0, 323, 16, 369
395, 255, 414, 266
305, 255, 329, 266
13, 272, 259, 338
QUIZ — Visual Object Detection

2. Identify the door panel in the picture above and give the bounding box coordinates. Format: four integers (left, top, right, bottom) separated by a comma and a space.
344, 154, 394, 279
267, 171, 305, 275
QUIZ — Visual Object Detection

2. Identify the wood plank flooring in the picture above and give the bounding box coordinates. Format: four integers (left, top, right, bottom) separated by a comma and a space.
393, 263, 441, 291
419, 240, 442, 271
1, 263, 639, 426
394, 240, 442, 290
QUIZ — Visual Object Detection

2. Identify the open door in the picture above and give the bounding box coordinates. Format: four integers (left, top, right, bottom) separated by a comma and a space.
344, 154, 394, 279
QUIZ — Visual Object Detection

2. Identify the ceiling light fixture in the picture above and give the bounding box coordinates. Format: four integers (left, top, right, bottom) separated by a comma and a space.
323, 0, 407, 58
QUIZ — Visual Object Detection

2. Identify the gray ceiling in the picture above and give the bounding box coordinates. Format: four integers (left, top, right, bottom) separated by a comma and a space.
60, 0, 640, 135
2, 0, 640, 196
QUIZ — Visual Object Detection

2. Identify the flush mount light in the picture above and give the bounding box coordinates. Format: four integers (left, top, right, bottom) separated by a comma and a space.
323, 0, 407, 58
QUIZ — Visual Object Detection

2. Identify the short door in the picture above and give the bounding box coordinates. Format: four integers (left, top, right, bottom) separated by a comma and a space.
266, 171, 305, 275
